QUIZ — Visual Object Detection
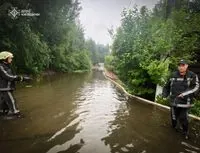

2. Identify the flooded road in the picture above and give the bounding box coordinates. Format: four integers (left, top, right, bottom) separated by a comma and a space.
0, 71, 200, 153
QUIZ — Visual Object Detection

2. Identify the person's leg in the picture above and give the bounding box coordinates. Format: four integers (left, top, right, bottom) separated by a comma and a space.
179, 108, 189, 138
171, 107, 178, 128
171, 107, 182, 131
3, 91, 20, 114
0, 92, 3, 114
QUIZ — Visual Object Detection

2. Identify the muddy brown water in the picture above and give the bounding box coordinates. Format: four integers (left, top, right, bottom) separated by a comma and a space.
0, 71, 200, 153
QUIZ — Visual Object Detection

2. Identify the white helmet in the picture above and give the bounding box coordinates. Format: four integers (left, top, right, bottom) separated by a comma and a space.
0, 51, 14, 60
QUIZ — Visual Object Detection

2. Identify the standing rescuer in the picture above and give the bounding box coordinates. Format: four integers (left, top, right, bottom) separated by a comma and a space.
0, 51, 31, 117
163, 59, 199, 139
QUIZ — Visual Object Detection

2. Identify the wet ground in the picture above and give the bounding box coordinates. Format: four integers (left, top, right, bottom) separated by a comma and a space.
0, 71, 200, 153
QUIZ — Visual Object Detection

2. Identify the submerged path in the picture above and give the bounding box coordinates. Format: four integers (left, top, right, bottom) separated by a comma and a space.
0, 71, 200, 153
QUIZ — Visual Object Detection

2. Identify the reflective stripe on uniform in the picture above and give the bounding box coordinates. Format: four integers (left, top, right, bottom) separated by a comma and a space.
176, 78, 184, 81
176, 104, 194, 108
0, 66, 17, 80
182, 75, 199, 96
187, 97, 191, 105
170, 78, 184, 81
187, 78, 192, 86
0, 88, 11, 91
171, 107, 176, 120
8, 81, 11, 88
7, 92, 17, 112
0, 81, 12, 91
170, 78, 174, 96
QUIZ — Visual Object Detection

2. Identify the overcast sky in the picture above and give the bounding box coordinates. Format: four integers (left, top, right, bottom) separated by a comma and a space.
79, 0, 159, 45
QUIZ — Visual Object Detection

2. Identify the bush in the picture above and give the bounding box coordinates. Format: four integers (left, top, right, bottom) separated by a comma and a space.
105, 55, 115, 71
190, 99, 200, 117
155, 95, 170, 106
156, 95, 200, 117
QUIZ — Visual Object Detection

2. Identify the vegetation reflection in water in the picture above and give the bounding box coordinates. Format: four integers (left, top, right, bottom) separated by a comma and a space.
0, 71, 200, 153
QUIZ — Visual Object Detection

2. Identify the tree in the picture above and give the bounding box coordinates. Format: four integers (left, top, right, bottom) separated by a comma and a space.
110, 3, 200, 100
85, 39, 109, 65
0, 0, 93, 74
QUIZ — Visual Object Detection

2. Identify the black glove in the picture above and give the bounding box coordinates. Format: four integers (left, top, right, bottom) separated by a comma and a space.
16, 76, 23, 81
23, 76, 32, 82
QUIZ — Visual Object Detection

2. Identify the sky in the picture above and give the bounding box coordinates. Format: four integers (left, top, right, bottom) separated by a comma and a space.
79, 0, 159, 45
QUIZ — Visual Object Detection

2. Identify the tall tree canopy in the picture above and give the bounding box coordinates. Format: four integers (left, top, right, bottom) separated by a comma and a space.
106, 0, 200, 100
0, 0, 108, 74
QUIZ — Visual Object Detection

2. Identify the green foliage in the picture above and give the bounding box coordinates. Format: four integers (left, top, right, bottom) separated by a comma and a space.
156, 96, 200, 117
85, 39, 109, 65
156, 95, 170, 106
55, 51, 91, 72
190, 99, 200, 117
105, 55, 115, 71
15, 25, 51, 74
141, 59, 170, 85
110, 1, 200, 100
0, 0, 96, 74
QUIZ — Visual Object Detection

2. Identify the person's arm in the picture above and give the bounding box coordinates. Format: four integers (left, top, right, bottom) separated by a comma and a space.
0, 65, 22, 81
162, 79, 171, 98
181, 74, 199, 97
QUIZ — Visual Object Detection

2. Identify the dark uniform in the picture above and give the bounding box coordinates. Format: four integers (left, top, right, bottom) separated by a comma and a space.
0, 62, 22, 114
163, 70, 199, 135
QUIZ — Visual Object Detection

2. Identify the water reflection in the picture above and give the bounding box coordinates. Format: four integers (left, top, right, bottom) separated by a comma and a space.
0, 71, 200, 153
102, 97, 200, 153
46, 71, 115, 153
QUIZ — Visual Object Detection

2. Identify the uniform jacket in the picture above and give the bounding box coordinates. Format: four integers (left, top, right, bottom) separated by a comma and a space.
163, 70, 199, 108
0, 62, 19, 91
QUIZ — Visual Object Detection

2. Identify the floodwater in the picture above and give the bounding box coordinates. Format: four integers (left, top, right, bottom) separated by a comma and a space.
0, 71, 200, 153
